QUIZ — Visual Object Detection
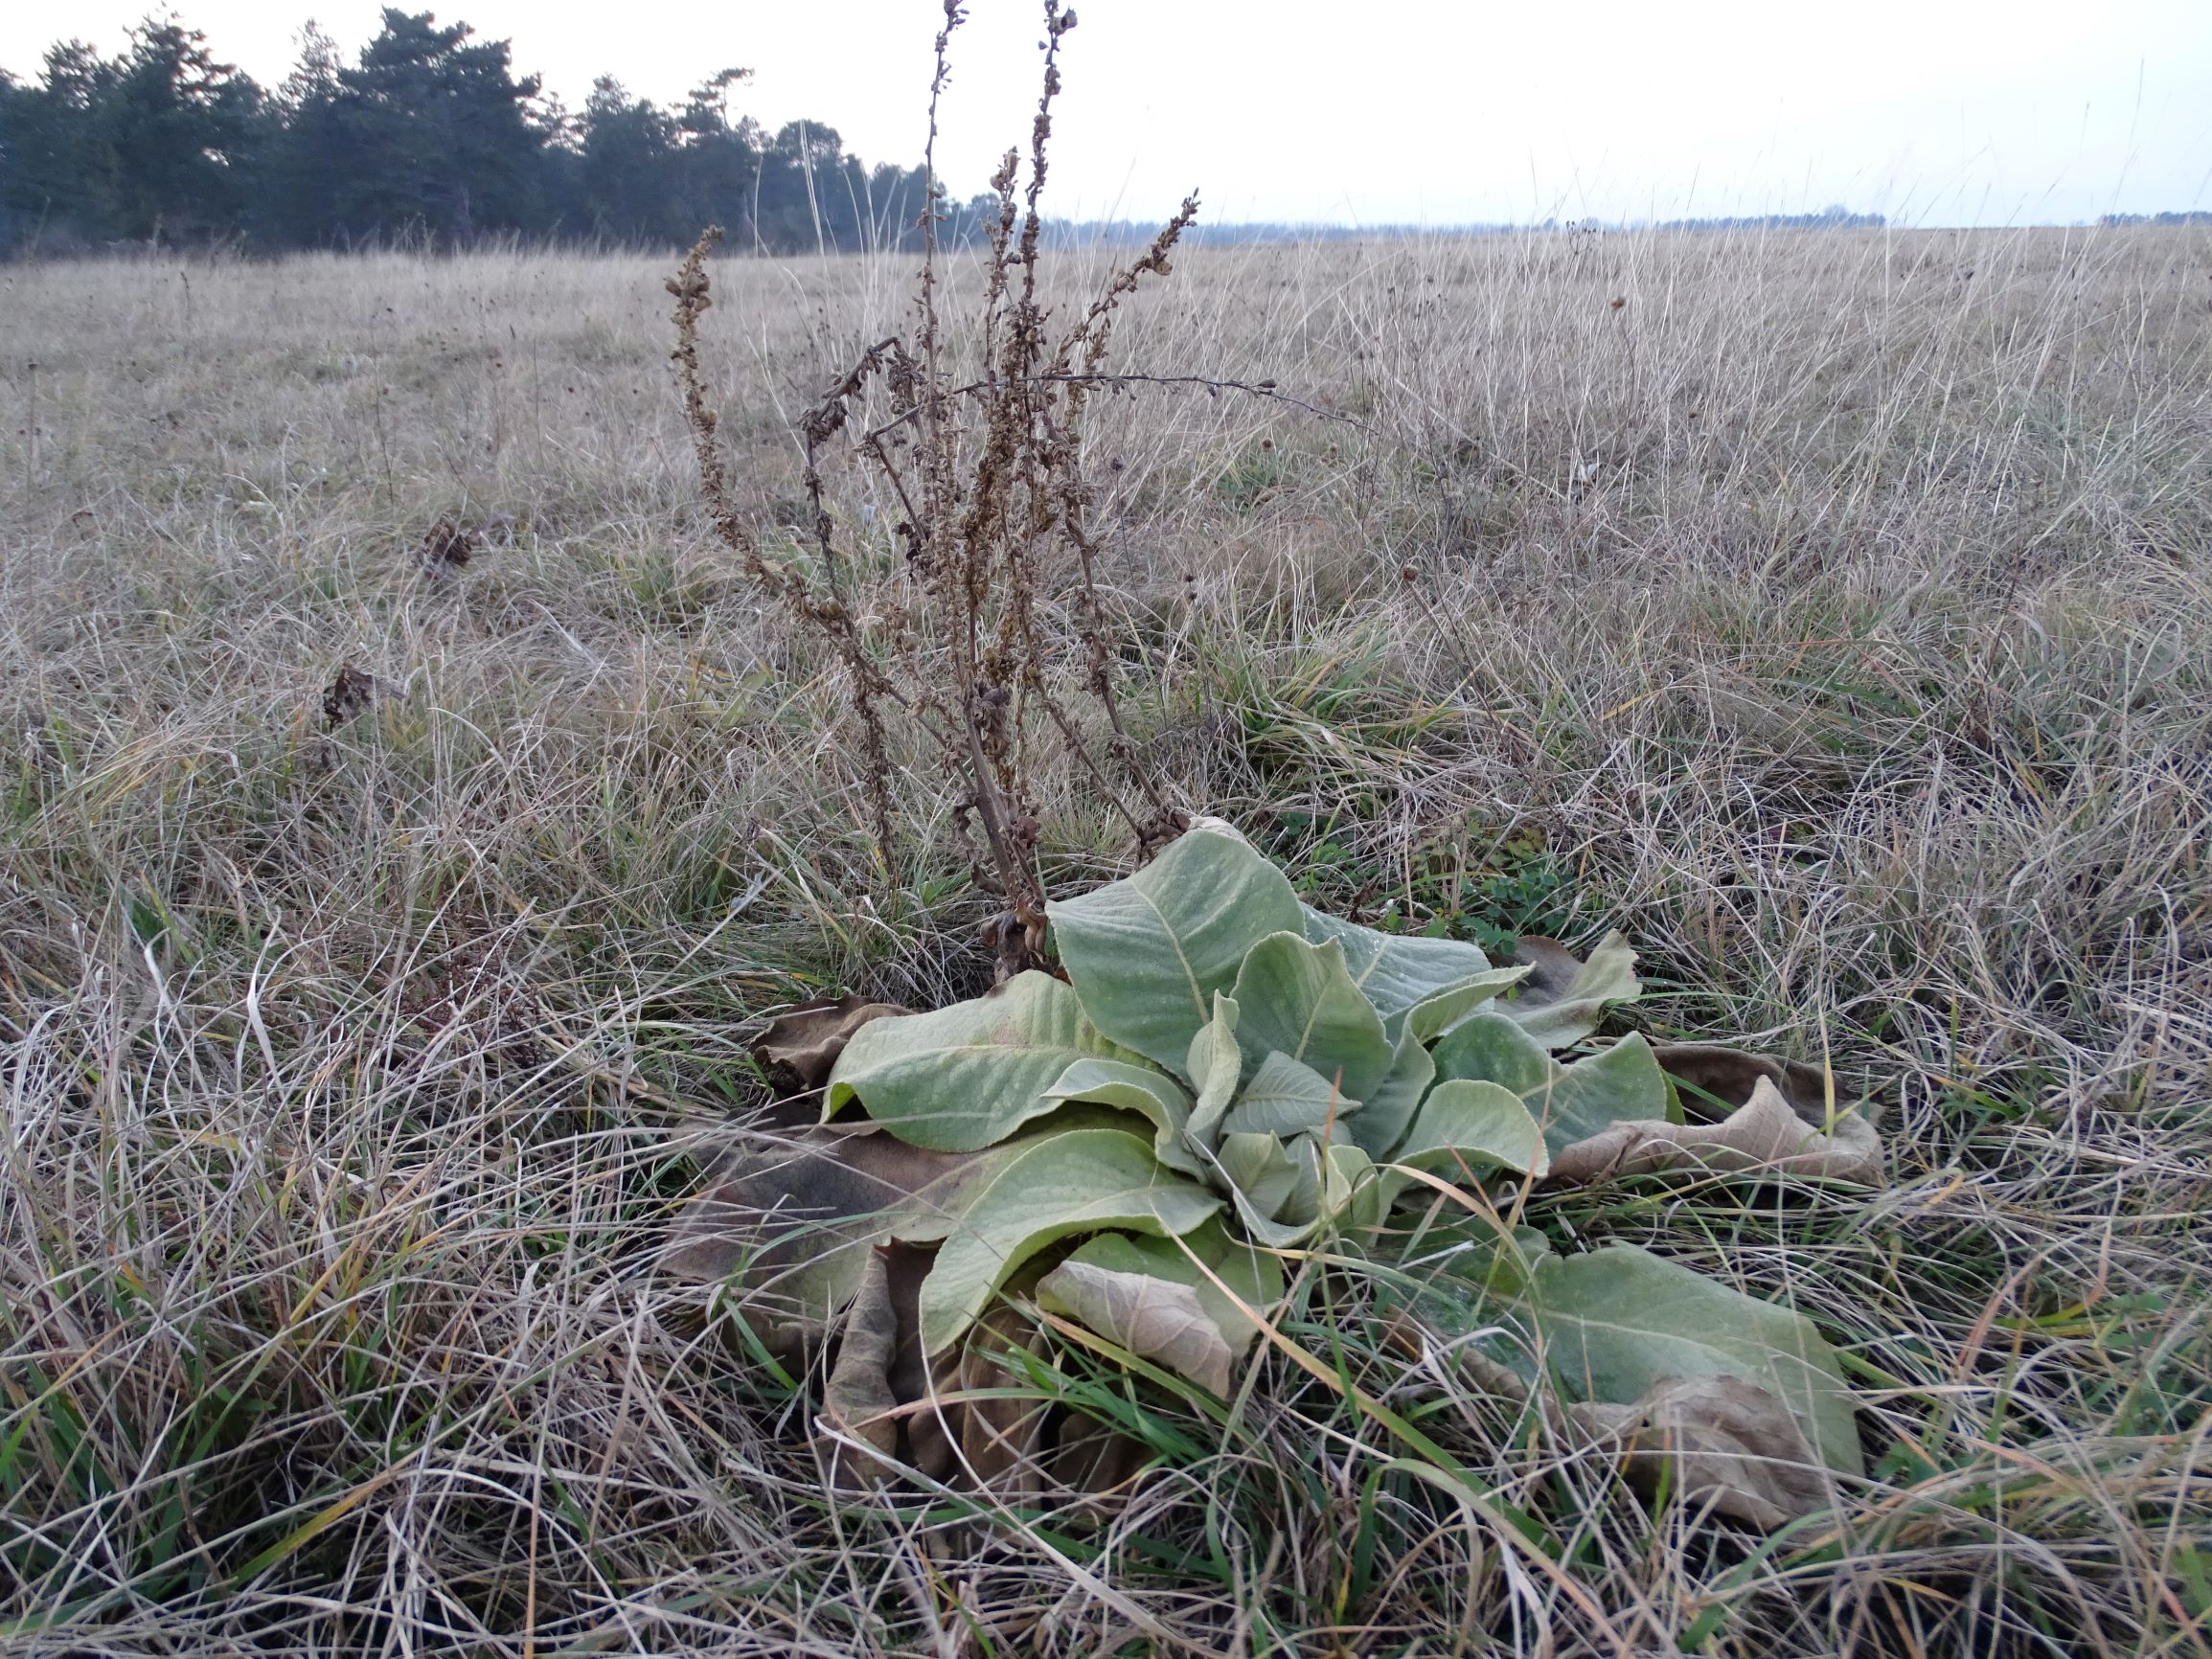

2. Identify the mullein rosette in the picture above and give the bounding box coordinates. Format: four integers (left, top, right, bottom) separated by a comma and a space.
673, 819, 1881, 1526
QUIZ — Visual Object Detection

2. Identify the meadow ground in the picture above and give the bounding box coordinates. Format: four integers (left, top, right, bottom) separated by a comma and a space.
0, 226, 2207, 1656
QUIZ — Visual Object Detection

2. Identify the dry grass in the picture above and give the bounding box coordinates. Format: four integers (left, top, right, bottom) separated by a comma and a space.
1, 225, 2208, 1656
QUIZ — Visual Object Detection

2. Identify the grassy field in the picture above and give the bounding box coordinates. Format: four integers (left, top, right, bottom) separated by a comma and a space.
1, 225, 2208, 1656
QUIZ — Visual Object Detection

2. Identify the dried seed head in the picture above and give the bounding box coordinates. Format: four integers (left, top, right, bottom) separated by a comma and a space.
417, 514, 481, 576
322, 665, 376, 730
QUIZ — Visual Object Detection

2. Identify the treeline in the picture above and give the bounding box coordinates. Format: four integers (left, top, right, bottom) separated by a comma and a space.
0, 11, 961, 257
2098, 212, 2212, 227
1050, 208, 1888, 247
1654, 207, 1885, 231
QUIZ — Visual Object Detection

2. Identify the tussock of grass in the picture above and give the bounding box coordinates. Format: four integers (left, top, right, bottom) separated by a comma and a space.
2, 227, 2207, 1654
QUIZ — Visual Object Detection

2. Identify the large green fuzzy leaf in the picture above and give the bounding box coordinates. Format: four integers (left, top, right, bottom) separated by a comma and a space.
1219, 1131, 1302, 1219
918, 1126, 1220, 1352
1228, 932, 1394, 1100
824, 971, 1147, 1152
1322, 1143, 1387, 1234
1402, 966, 1539, 1044
1039, 1057, 1203, 1176
1302, 905, 1531, 1042
1430, 1011, 1676, 1155
1212, 1131, 1380, 1247
1346, 1030, 1436, 1159
1388, 1079, 1548, 1180
1047, 819, 1304, 1072
1182, 990, 1243, 1154
1220, 1050, 1361, 1139
1417, 1238, 1862, 1479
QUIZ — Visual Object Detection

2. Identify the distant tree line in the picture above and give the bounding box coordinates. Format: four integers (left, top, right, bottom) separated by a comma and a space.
2098, 212, 2212, 227
1048, 208, 1889, 248
33, 15, 2175, 261
0, 11, 966, 257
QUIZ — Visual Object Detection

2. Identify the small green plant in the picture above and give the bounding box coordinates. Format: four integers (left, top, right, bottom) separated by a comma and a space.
679, 819, 1883, 1528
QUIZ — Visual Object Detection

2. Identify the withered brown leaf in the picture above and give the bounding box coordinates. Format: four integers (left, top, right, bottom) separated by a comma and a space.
752, 993, 908, 1095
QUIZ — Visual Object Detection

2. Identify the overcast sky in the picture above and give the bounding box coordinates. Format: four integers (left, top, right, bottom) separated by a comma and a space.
6, 1, 2209, 226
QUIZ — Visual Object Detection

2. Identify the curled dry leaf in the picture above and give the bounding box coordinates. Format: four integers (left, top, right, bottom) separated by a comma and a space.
1567, 1374, 1837, 1529
1654, 1040, 1881, 1127
1551, 1061, 1883, 1187
1503, 930, 1641, 1049
752, 993, 909, 1095
820, 1245, 902, 1485
1508, 936, 1589, 1001
812, 1241, 1057, 1494
1037, 1260, 1236, 1394
673, 1135, 1152, 1501
660, 1123, 989, 1349
944, 1303, 1055, 1497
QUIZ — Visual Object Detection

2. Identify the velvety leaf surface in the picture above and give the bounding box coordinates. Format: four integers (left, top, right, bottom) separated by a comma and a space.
1220, 1049, 1360, 1139
1039, 1057, 1203, 1175
1228, 931, 1394, 1101
1298, 906, 1527, 1041
1430, 1011, 1676, 1154
918, 1126, 1220, 1352
824, 970, 1144, 1151
1388, 1079, 1549, 1180
1218, 1131, 1302, 1220
1046, 818, 1304, 1072
1182, 992, 1243, 1151
1402, 966, 1539, 1044
1339, 1029, 1432, 1158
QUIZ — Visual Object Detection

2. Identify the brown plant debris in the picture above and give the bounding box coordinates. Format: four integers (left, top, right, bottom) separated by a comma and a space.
820, 1245, 904, 1484
417, 513, 482, 575
1567, 1374, 1837, 1530
660, 1124, 992, 1351
665, 0, 1243, 983
1550, 1045, 1885, 1186
751, 993, 909, 1096
321, 664, 377, 730
1654, 1039, 1880, 1125
1036, 1259, 1235, 1394
1552, 1074, 1883, 1186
